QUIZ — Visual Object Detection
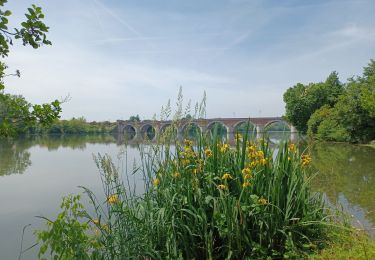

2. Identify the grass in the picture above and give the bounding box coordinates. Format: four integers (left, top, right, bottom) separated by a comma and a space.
310, 228, 375, 259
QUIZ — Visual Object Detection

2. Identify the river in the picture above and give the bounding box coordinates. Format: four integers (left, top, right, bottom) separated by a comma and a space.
0, 134, 374, 259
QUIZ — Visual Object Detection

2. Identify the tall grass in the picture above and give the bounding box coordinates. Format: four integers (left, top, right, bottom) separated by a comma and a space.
36, 126, 329, 259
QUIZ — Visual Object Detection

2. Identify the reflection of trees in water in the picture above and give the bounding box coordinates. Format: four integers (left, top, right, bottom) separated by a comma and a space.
265, 131, 291, 144
0, 139, 31, 176
34, 135, 117, 151
310, 143, 375, 225
0, 135, 117, 176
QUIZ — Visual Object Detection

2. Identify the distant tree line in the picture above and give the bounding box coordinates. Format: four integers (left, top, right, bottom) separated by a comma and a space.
37, 117, 116, 135
283, 59, 375, 143
129, 114, 140, 122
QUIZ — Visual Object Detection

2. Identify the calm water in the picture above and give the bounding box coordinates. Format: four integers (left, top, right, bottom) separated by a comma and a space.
0, 134, 374, 259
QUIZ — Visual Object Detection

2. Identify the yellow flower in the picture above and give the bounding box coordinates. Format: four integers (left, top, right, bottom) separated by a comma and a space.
258, 198, 268, 205
221, 173, 233, 180
205, 148, 213, 158
181, 159, 190, 166
220, 143, 230, 153
153, 178, 160, 186
196, 159, 204, 168
259, 158, 267, 166
301, 154, 312, 166
107, 194, 119, 204
193, 159, 203, 174
288, 156, 291, 161
92, 219, 100, 225
242, 167, 251, 175
173, 172, 181, 178
184, 139, 193, 147
248, 145, 256, 153
256, 150, 264, 158
250, 161, 257, 168
242, 182, 251, 188
217, 184, 227, 190
288, 143, 296, 152
243, 173, 252, 180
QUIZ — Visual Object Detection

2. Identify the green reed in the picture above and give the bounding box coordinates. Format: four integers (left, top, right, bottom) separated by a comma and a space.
35, 124, 330, 259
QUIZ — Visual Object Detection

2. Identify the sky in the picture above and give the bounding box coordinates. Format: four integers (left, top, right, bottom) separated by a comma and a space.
3, 0, 375, 121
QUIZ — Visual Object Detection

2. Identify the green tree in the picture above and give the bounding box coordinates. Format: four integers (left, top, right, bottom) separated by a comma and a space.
359, 59, 375, 118
0, 0, 61, 137
308, 105, 349, 142
306, 60, 375, 143
331, 77, 375, 143
129, 115, 140, 122
283, 72, 343, 133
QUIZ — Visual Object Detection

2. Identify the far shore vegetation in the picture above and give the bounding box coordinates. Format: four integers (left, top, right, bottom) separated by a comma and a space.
283, 59, 375, 144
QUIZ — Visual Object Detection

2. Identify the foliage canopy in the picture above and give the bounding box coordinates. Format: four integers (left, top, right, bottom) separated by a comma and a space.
0, 0, 61, 137
284, 60, 375, 143
283, 71, 343, 134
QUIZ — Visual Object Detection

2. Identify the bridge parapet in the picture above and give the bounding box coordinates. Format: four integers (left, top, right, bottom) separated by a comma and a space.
116, 117, 297, 141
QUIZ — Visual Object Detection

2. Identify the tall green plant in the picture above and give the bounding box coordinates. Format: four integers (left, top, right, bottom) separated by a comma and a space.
37, 127, 328, 259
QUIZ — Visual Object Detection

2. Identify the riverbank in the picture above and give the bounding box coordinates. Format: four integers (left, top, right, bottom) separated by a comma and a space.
363, 140, 375, 149
311, 229, 375, 259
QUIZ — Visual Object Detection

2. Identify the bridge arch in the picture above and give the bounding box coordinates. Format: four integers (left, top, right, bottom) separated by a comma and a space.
233, 121, 257, 135
264, 120, 291, 132
206, 121, 228, 137
263, 120, 291, 144
160, 123, 177, 137
180, 122, 201, 138
140, 124, 156, 140
123, 124, 137, 140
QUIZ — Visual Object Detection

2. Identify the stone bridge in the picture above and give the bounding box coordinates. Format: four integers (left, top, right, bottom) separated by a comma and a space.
116, 117, 297, 141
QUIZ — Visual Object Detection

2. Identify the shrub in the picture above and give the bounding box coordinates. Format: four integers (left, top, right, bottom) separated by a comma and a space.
35, 195, 101, 259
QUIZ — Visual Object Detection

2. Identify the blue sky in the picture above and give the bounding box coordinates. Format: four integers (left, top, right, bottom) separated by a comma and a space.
4, 0, 375, 121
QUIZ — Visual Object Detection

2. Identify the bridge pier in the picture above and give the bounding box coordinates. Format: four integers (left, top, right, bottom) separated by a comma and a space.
227, 126, 235, 140
290, 125, 298, 143
198, 124, 207, 136
256, 125, 264, 140
153, 126, 160, 140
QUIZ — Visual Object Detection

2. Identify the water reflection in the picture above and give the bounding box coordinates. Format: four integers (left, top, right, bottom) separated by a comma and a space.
0, 132, 297, 177
0, 139, 31, 176
310, 143, 375, 229
266, 131, 291, 145
0, 135, 117, 176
